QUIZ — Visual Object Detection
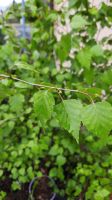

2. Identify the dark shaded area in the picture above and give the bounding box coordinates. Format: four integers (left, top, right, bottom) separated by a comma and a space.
0, 177, 29, 200
0, 29, 5, 45
0, 177, 66, 200
33, 176, 53, 200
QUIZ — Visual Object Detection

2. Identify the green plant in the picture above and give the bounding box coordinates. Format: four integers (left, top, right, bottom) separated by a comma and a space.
0, 191, 6, 200
0, 0, 112, 199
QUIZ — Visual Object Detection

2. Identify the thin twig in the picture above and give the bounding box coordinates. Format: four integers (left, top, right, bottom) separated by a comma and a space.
57, 89, 64, 102
0, 74, 94, 104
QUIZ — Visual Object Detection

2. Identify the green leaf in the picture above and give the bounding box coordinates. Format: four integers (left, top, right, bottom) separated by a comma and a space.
84, 87, 102, 98
91, 45, 104, 57
56, 155, 66, 166
94, 189, 110, 199
56, 100, 83, 142
0, 170, 3, 177
82, 101, 112, 135
55, 34, 71, 62
61, 138, 76, 154
33, 91, 55, 124
49, 145, 60, 156
71, 15, 87, 29
19, 168, 25, 176
100, 69, 112, 85
55, 0, 62, 3
9, 94, 25, 113
14, 61, 38, 73
11, 182, 21, 191
69, 0, 78, 7
47, 13, 58, 21
49, 145, 63, 156
11, 168, 18, 179
89, 7, 98, 15
77, 48, 92, 69
49, 168, 57, 177
27, 167, 34, 179
14, 82, 31, 89
0, 84, 11, 102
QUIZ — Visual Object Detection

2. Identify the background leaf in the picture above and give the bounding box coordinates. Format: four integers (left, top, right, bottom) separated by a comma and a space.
77, 48, 92, 69
71, 15, 87, 29
55, 34, 71, 62
91, 44, 104, 57
14, 61, 38, 73
9, 94, 25, 113
0, 84, 11, 102
100, 69, 112, 85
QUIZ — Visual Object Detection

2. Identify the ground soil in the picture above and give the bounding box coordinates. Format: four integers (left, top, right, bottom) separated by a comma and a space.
33, 176, 54, 200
